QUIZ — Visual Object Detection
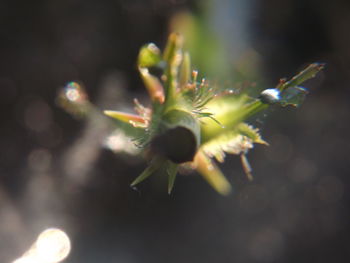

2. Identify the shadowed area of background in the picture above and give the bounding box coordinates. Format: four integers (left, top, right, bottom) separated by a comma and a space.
1, 0, 350, 262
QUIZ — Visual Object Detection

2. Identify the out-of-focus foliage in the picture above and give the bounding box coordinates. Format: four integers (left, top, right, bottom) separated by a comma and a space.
170, 11, 263, 83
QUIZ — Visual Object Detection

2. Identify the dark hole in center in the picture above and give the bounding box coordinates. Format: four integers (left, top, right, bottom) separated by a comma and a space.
150, 126, 197, 163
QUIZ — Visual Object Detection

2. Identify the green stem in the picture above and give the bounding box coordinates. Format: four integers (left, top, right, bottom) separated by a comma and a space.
201, 99, 267, 143
162, 33, 183, 112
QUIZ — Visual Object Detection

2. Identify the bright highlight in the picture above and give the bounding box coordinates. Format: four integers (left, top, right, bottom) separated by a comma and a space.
13, 228, 71, 263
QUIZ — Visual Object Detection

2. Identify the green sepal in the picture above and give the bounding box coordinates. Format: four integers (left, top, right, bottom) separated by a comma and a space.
166, 161, 178, 194
130, 156, 164, 187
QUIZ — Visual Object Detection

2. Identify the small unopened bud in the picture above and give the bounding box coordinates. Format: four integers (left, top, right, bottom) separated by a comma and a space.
138, 43, 161, 68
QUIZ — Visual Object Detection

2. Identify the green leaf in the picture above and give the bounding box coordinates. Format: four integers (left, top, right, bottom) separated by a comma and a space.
271, 63, 324, 108
201, 63, 324, 143
279, 63, 325, 91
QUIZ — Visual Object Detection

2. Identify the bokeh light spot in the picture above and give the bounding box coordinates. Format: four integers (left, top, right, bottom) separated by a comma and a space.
13, 228, 71, 263
249, 228, 285, 262
24, 100, 52, 133
264, 134, 294, 164
64, 82, 86, 103
290, 158, 317, 183
239, 184, 270, 214
27, 148, 52, 172
316, 175, 344, 203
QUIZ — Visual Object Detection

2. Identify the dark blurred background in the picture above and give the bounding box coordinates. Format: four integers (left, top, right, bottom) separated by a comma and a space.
1, 0, 350, 262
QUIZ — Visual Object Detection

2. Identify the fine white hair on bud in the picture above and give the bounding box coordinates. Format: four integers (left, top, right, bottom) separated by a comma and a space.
259, 88, 281, 104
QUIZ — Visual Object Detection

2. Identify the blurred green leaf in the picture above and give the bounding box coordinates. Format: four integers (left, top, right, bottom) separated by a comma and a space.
194, 151, 232, 195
